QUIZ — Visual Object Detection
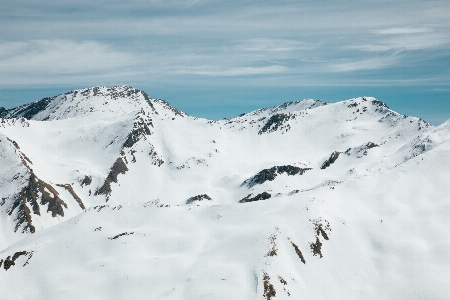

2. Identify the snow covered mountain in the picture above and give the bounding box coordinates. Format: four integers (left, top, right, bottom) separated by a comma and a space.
1, 86, 449, 299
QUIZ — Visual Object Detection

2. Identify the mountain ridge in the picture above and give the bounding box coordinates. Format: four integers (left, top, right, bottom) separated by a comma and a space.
0, 86, 449, 300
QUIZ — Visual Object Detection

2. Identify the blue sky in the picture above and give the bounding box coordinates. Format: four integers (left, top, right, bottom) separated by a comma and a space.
0, 0, 449, 124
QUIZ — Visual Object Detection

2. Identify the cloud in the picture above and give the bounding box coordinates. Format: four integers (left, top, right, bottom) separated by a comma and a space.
0, 40, 130, 73
0, 40, 133, 85
0, 0, 449, 88
175, 65, 288, 76
328, 55, 399, 73
235, 38, 316, 52
349, 31, 449, 52
372, 27, 432, 35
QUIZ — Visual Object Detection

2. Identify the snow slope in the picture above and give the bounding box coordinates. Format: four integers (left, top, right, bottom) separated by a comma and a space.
0, 87, 449, 299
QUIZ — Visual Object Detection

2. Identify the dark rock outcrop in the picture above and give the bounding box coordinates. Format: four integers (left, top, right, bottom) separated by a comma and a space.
186, 194, 212, 204
80, 175, 92, 187
239, 192, 272, 203
56, 184, 85, 210
122, 111, 153, 149
3, 251, 28, 271
8, 172, 68, 233
263, 272, 276, 300
2, 97, 54, 120
291, 242, 306, 264
109, 232, 134, 240
258, 113, 294, 134
310, 237, 323, 258
344, 142, 379, 158
320, 151, 341, 169
372, 99, 389, 109
153, 99, 187, 117
243, 165, 312, 188
95, 157, 129, 200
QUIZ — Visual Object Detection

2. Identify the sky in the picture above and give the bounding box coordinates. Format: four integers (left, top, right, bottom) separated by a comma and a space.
0, 0, 449, 124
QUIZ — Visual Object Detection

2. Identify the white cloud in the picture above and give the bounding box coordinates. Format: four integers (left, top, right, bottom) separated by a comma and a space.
235, 38, 316, 52
0, 40, 134, 85
328, 55, 399, 72
0, 1, 449, 87
349, 30, 449, 52
0, 40, 131, 74
175, 65, 288, 76
372, 27, 432, 35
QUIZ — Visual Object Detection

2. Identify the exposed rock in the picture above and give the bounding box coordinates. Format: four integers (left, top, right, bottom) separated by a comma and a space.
239, 192, 272, 203
8, 172, 69, 233
109, 231, 134, 240
320, 151, 341, 169
95, 157, 129, 199
243, 165, 312, 188
2, 97, 54, 120
6, 137, 32, 167
120, 110, 164, 167
291, 242, 306, 264
309, 219, 331, 258
312, 219, 331, 241
38, 178, 68, 217
372, 99, 389, 109
266, 234, 277, 257
3, 251, 28, 271
310, 237, 323, 258
140, 91, 155, 111
278, 276, 287, 285
186, 194, 212, 204
176, 157, 207, 170
263, 272, 276, 300
122, 111, 153, 149
0, 117, 30, 128
80, 175, 92, 187
153, 99, 187, 117
56, 184, 85, 210
245, 99, 326, 118
259, 113, 294, 134
344, 142, 379, 158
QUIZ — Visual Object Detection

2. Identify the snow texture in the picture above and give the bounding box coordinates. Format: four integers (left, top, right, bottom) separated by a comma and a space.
0, 87, 449, 300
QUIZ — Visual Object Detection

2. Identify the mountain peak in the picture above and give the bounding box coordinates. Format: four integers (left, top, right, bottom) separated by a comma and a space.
239, 99, 328, 119
1, 86, 186, 121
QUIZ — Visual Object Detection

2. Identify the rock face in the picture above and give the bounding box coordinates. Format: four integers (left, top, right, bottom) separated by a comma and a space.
320, 151, 341, 169
0, 135, 83, 236
243, 165, 312, 188
239, 192, 272, 203
344, 142, 379, 158
1, 97, 54, 120
186, 194, 212, 204
95, 157, 129, 200
258, 113, 294, 134
1, 251, 30, 271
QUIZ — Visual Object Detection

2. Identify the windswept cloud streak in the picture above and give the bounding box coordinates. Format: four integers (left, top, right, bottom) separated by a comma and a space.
329, 55, 400, 73
175, 65, 288, 76
0, 40, 131, 73
372, 27, 432, 34
349, 29, 449, 52
235, 38, 316, 52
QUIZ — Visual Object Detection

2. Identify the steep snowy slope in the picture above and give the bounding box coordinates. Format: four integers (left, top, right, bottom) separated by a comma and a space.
0, 87, 449, 299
